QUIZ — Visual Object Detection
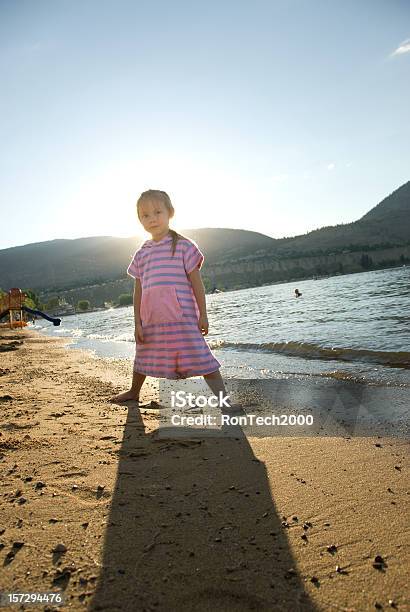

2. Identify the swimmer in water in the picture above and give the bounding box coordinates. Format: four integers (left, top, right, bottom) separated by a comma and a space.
295, 288, 302, 298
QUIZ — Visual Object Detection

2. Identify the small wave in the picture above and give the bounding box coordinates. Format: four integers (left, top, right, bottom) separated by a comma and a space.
209, 340, 410, 369
112, 333, 134, 342
69, 328, 84, 337
51, 327, 84, 337
87, 332, 134, 342
87, 333, 110, 340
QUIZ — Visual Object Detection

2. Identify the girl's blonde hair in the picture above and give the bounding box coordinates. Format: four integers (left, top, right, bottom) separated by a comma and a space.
136, 189, 182, 255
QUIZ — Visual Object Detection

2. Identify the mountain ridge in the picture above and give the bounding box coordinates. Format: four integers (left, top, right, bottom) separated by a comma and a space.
0, 180, 408, 293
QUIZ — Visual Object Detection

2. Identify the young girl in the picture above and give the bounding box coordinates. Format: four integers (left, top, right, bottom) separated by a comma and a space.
110, 189, 232, 408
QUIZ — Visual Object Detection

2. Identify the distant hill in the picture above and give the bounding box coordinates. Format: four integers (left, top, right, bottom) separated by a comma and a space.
359, 180, 410, 228
271, 181, 410, 257
178, 228, 277, 263
0, 236, 137, 293
0, 181, 408, 293
0, 229, 275, 292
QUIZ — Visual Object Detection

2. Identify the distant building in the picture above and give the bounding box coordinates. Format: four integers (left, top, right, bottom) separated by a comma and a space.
51, 298, 76, 316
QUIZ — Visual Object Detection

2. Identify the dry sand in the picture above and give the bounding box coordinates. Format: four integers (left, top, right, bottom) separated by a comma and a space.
0, 328, 408, 611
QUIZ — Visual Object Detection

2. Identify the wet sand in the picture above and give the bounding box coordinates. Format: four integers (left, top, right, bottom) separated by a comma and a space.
0, 328, 408, 611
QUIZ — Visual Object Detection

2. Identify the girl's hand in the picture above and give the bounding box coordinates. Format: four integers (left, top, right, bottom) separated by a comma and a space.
135, 323, 144, 343
198, 314, 209, 336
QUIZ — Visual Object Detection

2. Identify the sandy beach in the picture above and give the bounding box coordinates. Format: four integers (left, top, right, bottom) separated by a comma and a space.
0, 328, 408, 611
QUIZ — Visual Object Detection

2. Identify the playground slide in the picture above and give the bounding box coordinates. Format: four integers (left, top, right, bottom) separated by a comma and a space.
0, 307, 61, 326
22, 306, 61, 326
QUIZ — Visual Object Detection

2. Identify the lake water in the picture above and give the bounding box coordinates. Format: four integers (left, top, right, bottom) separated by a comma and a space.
34, 266, 410, 387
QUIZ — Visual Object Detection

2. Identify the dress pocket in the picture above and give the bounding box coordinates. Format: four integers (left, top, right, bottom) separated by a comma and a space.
140, 286, 184, 324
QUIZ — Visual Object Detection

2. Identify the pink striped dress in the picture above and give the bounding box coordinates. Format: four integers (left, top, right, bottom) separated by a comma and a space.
127, 233, 221, 379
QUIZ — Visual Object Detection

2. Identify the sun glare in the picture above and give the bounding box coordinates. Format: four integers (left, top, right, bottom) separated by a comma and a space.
62, 152, 276, 239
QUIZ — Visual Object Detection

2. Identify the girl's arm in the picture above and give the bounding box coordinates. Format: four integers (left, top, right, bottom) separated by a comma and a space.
133, 278, 144, 342
188, 268, 209, 335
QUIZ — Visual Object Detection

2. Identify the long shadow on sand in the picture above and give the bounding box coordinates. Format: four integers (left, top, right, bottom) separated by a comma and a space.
89, 403, 317, 612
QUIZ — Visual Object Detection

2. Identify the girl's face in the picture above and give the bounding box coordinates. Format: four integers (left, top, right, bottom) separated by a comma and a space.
138, 199, 171, 240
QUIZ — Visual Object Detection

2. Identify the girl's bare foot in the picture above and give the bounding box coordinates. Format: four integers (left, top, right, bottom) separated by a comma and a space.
109, 390, 139, 403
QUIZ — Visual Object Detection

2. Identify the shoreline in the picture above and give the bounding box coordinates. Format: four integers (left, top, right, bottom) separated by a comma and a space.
32, 320, 410, 391
0, 328, 408, 610
38, 261, 409, 308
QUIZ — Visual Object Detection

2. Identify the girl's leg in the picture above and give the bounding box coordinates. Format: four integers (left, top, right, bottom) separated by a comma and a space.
109, 371, 146, 403
203, 369, 228, 398
203, 370, 241, 411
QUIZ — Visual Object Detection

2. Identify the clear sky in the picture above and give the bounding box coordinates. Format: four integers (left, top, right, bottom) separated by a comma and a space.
1, 0, 409, 249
